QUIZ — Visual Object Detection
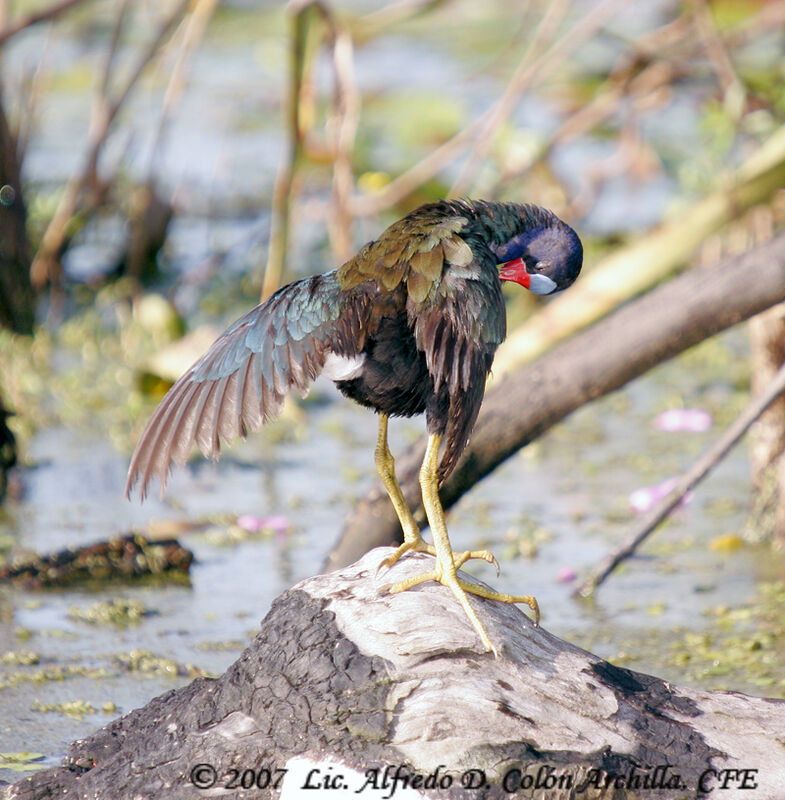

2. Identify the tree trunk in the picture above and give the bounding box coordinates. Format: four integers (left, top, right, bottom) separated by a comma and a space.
0, 86, 34, 335
5, 549, 785, 800
748, 303, 785, 544
0, 396, 16, 502
327, 233, 785, 571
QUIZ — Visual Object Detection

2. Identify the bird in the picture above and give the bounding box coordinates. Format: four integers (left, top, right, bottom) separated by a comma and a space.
125, 199, 583, 653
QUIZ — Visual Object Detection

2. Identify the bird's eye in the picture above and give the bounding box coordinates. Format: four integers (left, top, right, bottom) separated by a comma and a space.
531, 260, 549, 273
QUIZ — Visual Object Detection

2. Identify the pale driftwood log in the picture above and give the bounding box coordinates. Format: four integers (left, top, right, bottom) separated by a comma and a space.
6, 549, 785, 800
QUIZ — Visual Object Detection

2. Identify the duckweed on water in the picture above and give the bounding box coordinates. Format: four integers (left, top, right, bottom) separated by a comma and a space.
501, 519, 552, 560
0, 665, 112, 690
31, 698, 97, 720
0, 753, 46, 773
0, 650, 39, 666
112, 649, 211, 679
605, 581, 785, 697
195, 639, 247, 651
67, 598, 153, 627
201, 522, 280, 548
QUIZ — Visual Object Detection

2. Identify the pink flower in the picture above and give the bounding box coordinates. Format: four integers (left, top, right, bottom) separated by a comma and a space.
628, 478, 693, 514
556, 566, 576, 583
236, 514, 290, 534
653, 409, 712, 433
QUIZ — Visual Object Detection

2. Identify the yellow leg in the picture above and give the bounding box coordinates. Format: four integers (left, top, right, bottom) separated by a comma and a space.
375, 414, 425, 547
375, 416, 498, 574
382, 433, 539, 654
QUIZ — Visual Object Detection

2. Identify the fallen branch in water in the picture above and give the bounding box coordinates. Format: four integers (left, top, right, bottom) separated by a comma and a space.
574, 358, 785, 598
491, 124, 785, 381
0, 534, 192, 589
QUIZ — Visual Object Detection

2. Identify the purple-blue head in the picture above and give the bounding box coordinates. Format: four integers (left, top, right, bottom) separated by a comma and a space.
493, 222, 583, 295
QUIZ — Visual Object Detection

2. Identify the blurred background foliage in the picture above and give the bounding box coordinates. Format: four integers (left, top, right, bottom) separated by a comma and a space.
1, 0, 784, 452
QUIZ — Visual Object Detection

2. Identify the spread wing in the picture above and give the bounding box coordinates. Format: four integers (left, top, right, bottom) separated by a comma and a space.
125, 271, 369, 499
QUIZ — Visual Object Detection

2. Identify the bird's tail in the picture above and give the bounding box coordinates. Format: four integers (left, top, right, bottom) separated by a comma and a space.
436, 377, 486, 485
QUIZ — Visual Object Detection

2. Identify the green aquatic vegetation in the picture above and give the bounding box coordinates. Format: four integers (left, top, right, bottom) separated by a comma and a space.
340, 464, 364, 484
710, 0, 765, 29
0, 664, 112, 690
0, 289, 163, 453
644, 535, 698, 559
67, 598, 153, 627
0, 650, 39, 666
112, 649, 210, 679
0, 752, 46, 772
195, 640, 247, 652
210, 4, 286, 47
646, 601, 668, 617
614, 581, 785, 697
501, 518, 552, 560
31, 698, 97, 720
362, 91, 464, 164
703, 497, 744, 518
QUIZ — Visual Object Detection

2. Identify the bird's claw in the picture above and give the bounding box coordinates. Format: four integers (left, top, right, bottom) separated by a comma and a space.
376, 538, 436, 577
452, 548, 500, 576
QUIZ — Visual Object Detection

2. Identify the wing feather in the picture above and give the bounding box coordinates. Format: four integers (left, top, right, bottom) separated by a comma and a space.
412, 270, 506, 482
127, 378, 190, 494
125, 271, 369, 499
216, 373, 241, 444
157, 381, 203, 478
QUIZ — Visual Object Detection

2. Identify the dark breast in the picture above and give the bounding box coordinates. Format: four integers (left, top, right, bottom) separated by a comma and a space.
335, 314, 432, 418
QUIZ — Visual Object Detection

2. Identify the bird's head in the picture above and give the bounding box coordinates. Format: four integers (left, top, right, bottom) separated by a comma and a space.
492, 221, 583, 295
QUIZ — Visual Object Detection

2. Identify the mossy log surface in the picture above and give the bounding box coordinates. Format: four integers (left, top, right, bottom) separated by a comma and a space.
5, 549, 785, 800
0, 534, 192, 589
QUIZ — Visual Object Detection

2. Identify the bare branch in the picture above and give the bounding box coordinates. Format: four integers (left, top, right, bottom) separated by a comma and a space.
145, 0, 221, 182
347, 0, 625, 215
691, 0, 744, 99
29, 0, 189, 288
575, 358, 785, 598
447, 0, 571, 198
326, 25, 360, 263
0, 0, 88, 47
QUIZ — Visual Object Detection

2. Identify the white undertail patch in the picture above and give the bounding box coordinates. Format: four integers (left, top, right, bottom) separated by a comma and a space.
322, 352, 366, 381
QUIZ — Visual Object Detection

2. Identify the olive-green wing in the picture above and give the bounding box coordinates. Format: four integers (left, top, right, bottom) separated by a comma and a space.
337, 206, 474, 303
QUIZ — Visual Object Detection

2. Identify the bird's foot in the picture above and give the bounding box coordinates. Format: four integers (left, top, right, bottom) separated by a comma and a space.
376, 537, 436, 575
379, 564, 539, 655
378, 540, 499, 576
452, 548, 500, 576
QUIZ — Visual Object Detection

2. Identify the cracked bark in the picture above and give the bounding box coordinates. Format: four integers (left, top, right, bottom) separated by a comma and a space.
5, 549, 785, 800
